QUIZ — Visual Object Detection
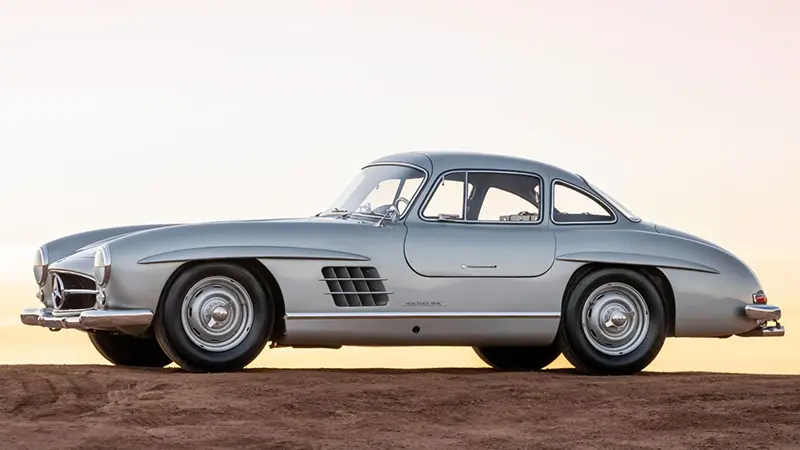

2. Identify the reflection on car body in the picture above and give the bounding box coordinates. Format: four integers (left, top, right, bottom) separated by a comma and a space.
20, 150, 784, 374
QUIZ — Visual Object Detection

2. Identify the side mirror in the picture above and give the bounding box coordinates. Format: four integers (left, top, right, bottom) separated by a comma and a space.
374, 205, 399, 227
386, 205, 399, 222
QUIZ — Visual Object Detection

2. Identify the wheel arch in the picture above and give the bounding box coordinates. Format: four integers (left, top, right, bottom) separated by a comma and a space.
561, 262, 676, 337
155, 258, 287, 342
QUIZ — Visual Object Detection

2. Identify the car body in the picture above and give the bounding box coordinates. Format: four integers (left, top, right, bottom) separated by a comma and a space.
20, 150, 784, 374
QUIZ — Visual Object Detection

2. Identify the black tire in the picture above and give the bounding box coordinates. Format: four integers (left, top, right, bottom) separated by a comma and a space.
557, 267, 666, 375
88, 331, 173, 368
154, 262, 274, 373
473, 344, 561, 371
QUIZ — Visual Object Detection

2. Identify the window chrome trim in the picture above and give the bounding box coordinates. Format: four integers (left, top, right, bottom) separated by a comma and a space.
417, 169, 545, 225
550, 179, 618, 226
417, 170, 470, 222
579, 175, 642, 223
353, 161, 430, 221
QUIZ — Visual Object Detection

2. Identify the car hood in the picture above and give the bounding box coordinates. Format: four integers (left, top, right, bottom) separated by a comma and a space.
49, 215, 379, 276
72, 215, 377, 256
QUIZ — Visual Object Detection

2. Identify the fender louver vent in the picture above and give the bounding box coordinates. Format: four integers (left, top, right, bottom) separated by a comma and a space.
320, 266, 391, 307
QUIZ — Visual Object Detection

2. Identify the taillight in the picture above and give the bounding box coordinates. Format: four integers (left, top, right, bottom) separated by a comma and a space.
753, 291, 768, 304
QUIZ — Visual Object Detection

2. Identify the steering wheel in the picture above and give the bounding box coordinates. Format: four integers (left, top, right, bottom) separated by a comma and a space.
372, 197, 411, 217
394, 196, 410, 210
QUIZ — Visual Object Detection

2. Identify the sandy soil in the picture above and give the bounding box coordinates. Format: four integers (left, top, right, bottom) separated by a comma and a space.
1, 365, 798, 450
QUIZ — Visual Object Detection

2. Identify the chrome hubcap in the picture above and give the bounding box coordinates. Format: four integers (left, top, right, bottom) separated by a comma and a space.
609, 310, 628, 327
211, 306, 229, 322
180, 276, 254, 352
581, 282, 649, 356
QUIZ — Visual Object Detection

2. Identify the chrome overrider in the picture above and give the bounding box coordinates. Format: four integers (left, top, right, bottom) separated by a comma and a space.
737, 304, 785, 337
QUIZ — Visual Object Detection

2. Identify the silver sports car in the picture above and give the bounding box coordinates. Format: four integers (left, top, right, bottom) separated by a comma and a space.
20, 150, 784, 374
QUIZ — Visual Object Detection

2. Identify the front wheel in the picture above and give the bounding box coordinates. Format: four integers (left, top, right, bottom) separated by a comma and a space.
557, 268, 666, 375
473, 344, 561, 371
154, 262, 275, 372
88, 331, 172, 368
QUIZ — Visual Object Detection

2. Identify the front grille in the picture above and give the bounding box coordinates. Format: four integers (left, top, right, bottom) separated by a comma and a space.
52, 272, 98, 311
320, 266, 391, 307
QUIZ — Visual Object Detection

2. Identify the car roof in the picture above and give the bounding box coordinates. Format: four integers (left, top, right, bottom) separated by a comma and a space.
367, 149, 584, 185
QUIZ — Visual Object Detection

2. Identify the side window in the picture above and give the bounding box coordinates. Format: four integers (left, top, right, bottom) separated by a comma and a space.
552, 182, 614, 223
422, 172, 468, 219
475, 175, 541, 222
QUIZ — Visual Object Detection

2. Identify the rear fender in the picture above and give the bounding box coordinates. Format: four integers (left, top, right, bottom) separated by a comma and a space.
556, 251, 719, 274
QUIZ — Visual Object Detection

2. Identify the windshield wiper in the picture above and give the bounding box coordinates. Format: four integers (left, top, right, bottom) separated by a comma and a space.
314, 207, 349, 217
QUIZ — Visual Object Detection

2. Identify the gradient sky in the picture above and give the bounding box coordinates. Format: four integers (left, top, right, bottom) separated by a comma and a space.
1, 1, 798, 371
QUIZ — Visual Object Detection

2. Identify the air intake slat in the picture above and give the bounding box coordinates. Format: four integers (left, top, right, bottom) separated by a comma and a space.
321, 266, 390, 307
333, 267, 361, 306
347, 267, 375, 307
363, 267, 389, 305
321, 267, 348, 307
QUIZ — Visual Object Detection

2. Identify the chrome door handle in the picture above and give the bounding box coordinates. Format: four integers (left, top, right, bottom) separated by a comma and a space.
461, 264, 497, 269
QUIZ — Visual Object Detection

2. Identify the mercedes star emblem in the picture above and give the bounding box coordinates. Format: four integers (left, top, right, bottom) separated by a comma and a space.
52, 274, 65, 310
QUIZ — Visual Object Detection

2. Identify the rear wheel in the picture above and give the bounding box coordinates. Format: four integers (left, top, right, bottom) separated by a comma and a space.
154, 262, 274, 372
557, 267, 666, 375
88, 331, 172, 368
473, 344, 561, 371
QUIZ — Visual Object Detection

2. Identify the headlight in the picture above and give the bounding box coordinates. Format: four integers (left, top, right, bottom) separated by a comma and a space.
93, 245, 112, 288
33, 246, 49, 287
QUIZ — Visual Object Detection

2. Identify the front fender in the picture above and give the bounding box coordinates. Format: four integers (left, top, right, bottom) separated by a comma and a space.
137, 245, 370, 264
97, 219, 381, 312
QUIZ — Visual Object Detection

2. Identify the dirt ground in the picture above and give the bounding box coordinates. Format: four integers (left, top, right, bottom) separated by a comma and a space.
1, 365, 798, 450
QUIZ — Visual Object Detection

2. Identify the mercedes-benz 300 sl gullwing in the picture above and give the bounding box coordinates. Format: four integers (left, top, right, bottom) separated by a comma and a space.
20, 150, 784, 374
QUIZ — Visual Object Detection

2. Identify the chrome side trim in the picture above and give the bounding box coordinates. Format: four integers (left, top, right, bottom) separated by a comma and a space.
744, 304, 781, 322
323, 291, 394, 296
286, 311, 561, 320
550, 179, 618, 226
20, 307, 153, 331
319, 277, 387, 282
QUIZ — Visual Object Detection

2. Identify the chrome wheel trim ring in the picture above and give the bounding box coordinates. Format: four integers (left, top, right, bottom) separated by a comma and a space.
580, 282, 650, 356
180, 276, 254, 352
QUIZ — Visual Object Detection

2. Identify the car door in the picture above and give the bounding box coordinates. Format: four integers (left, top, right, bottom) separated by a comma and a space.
403, 170, 555, 278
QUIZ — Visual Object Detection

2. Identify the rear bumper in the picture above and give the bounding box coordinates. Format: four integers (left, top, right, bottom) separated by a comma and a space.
20, 307, 154, 331
737, 304, 785, 337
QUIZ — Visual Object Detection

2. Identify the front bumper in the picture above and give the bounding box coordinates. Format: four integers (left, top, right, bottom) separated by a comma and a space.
20, 307, 154, 331
736, 304, 785, 337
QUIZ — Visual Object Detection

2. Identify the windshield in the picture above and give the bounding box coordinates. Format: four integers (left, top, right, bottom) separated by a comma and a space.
324, 164, 426, 218
582, 177, 641, 222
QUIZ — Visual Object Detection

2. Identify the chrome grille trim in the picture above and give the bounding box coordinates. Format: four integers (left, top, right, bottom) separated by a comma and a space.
50, 270, 99, 311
